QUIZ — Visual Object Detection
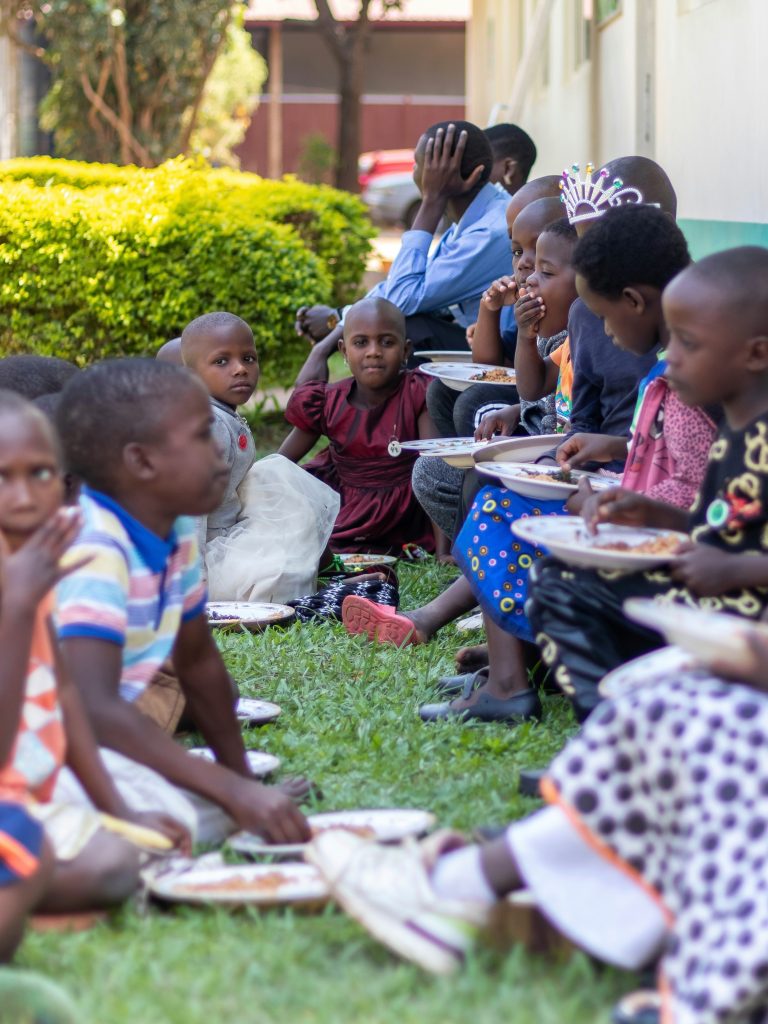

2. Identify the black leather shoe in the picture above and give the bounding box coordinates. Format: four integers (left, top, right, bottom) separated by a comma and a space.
419, 686, 541, 724
435, 672, 481, 696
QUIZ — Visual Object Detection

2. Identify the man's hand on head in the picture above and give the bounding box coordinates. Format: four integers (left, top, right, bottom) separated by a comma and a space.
419, 124, 486, 206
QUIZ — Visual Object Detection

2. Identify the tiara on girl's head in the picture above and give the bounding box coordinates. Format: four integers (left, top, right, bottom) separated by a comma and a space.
559, 162, 652, 224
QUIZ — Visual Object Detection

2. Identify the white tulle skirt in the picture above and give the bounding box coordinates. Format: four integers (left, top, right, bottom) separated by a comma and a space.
204, 454, 340, 604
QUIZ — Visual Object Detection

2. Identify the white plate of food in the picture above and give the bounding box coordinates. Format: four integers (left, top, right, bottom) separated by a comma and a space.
337, 553, 398, 571
228, 807, 437, 858
188, 747, 281, 778
147, 860, 329, 907
396, 436, 503, 469
395, 437, 477, 453
207, 602, 296, 632
623, 599, 768, 676
511, 518, 688, 571
473, 433, 562, 466
235, 697, 282, 726
417, 362, 517, 392
476, 461, 617, 500
598, 645, 695, 699
413, 350, 474, 364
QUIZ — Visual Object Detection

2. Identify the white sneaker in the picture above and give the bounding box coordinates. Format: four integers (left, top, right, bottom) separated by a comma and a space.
305, 831, 489, 975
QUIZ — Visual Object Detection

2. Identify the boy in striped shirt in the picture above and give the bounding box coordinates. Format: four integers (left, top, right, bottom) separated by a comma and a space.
53, 359, 310, 846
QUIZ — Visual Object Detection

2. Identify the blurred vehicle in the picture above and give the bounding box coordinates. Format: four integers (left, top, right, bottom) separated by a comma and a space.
358, 149, 414, 189
361, 170, 422, 228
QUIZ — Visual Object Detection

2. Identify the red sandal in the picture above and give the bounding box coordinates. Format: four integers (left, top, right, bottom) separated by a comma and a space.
341, 596, 419, 647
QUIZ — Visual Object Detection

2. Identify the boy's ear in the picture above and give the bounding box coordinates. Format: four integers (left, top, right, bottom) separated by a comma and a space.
502, 158, 519, 186
122, 441, 157, 481
745, 335, 768, 372
403, 338, 413, 363
622, 286, 647, 314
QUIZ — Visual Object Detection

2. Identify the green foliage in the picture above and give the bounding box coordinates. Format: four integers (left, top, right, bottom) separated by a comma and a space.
35, 0, 232, 165
186, 14, 267, 168
0, 158, 374, 384
297, 132, 337, 185
18, 558, 631, 1024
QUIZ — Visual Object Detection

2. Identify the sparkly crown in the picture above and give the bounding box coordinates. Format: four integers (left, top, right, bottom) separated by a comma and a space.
559, 162, 655, 224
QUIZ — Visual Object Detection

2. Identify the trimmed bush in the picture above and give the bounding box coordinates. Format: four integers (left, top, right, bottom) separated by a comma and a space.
0, 158, 375, 384
0, 157, 374, 305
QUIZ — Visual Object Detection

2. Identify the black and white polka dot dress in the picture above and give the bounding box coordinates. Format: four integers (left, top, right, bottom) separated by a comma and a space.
547, 669, 768, 1024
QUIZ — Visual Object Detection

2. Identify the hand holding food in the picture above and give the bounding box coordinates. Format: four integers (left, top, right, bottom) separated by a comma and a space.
514, 288, 545, 339
474, 404, 521, 440
557, 433, 629, 471
581, 487, 660, 534
481, 276, 518, 312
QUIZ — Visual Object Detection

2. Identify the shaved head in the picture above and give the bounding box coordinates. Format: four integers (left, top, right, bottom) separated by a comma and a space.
506, 175, 563, 226
0, 389, 61, 459
156, 338, 183, 365
344, 297, 406, 340
601, 155, 677, 217
513, 196, 566, 234
682, 247, 768, 338
181, 312, 254, 369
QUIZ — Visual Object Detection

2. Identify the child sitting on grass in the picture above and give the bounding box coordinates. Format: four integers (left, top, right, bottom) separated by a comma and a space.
53, 359, 311, 847
280, 297, 439, 555
307, 619, 768, 1024
180, 312, 338, 603
342, 218, 578, 724
530, 246, 768, 712
0, 391, 186, 947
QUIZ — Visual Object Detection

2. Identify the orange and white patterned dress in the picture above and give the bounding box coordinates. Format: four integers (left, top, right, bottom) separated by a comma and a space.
0, 591, 66, 804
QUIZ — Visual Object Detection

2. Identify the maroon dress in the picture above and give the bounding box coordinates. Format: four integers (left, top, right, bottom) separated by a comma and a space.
285, 371, 434, 554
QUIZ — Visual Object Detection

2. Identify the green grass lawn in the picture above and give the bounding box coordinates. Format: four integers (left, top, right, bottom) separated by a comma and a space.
18, 533, 636, 1021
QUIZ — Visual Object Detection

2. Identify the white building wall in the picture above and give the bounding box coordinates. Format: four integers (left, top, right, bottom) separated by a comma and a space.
595, 1, 636, 164
655, 0, 768, 225
468, 0, 768, 247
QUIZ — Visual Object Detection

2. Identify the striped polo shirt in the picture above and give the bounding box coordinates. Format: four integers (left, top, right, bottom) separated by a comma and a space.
56, 488, 207, 703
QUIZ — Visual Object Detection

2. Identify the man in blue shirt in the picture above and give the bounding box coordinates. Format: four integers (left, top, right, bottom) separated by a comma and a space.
296, 121, 512, 353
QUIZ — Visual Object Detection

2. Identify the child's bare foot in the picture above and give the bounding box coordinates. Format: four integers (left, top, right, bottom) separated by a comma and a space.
456, 644, 489, 673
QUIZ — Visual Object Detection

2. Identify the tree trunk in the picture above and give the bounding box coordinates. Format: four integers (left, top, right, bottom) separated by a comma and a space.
335, 50, 363, 193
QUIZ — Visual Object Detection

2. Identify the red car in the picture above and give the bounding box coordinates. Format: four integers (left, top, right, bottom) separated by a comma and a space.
358, 149, 414, 189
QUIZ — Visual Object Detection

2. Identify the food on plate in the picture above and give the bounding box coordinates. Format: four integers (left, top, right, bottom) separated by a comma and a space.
176, 871, 289, 895
516, 467, 573, 484
207, 608, 239, 622
469, 368, 515, 383
594, 533, 683, 556
310, 823, 376, 840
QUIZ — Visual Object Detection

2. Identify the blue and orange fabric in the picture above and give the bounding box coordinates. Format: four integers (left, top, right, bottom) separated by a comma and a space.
0, 802, 43, 885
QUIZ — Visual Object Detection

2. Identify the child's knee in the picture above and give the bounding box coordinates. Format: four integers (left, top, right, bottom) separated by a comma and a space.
86, 832, 141, 906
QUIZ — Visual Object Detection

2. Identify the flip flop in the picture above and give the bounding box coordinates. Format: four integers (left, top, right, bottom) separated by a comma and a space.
341, 596, 419, 647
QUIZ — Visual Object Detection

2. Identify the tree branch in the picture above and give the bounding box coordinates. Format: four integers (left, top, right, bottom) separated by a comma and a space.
178, 6, 232, 155
312, 0, 347, 64
111, 15, 134, 165
79, 68, 153, 166
87, 57, 113, 160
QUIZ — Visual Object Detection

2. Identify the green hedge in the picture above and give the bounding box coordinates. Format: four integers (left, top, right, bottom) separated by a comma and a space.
0, 158, 374, 385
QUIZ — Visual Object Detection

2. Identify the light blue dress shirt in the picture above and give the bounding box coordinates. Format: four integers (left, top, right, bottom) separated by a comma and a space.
365, 182, 512, 328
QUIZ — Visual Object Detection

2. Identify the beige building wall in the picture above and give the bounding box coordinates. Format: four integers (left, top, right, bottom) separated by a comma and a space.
467, 0, 768, 252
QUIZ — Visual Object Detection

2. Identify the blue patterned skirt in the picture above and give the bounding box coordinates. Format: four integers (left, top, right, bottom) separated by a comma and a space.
453, 484, 567, 642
